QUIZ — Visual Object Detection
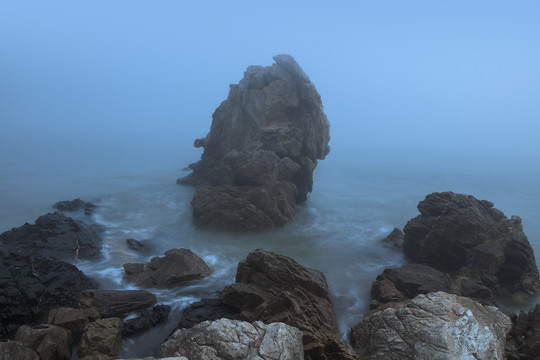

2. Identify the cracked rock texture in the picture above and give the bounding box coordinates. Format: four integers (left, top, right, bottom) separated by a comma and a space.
14, 324, 72, 360
78, 318, 123, 360
162, 318, 304, 360
403, 192, 540, 297
178, 54, 330, 231
505, 303, 540, 359
351, 291, 512, 360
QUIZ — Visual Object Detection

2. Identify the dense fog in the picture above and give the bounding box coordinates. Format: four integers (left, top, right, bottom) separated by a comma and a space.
1, 1, 539, 228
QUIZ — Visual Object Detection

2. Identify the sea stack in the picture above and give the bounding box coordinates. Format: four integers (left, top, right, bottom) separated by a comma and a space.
178, 54, 330, 231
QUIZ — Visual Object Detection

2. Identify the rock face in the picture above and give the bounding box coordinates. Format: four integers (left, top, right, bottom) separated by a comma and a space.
78, 290, 157, 318
47, 307, 100, 334
350, 292, 512, 360
78, 318, 123, 360
177, 249, 356, 359
403, 192, 540, 296
162, 318, 304, 360
0, 212, 102, 261
123, 248, 211, 288
178, 54, 330, 231
14, 324, 72, 360
0, 247, 97, 339
380, 227, 404, 250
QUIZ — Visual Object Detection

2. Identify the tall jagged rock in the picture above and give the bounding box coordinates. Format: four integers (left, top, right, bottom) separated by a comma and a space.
178, 54, 330, 231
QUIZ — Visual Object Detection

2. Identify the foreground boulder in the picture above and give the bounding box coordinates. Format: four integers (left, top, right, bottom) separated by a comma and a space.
403, 192, 540, 297
14, 324, 72, 360
178, 249, 356, 359
0, 212, 102, 261
47, 307, 100, 334
162, 318, 304, 359
78, 318, 123, 360
78, 290, 157, 318
123, 248, 211, 288
0, 341, 39, 360
178, 54, 330, 231
351, 292, 512, 359
0, 247, 97, 339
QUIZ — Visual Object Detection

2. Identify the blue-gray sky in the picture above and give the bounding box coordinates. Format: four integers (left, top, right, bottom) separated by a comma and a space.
1, 1, 539, 170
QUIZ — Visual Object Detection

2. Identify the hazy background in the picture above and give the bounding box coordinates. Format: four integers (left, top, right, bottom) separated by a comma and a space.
1, 1, 539, 228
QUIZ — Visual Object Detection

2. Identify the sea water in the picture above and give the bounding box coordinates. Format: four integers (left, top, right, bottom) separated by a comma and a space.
1, 144, 539, 357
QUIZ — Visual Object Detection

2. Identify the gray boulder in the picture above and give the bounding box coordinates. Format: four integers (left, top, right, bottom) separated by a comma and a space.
351, 291, 512, 360
162, 318, 304, 360
403, 192, 540, 297
0, 341, 39, 360
178, 54, 330, 231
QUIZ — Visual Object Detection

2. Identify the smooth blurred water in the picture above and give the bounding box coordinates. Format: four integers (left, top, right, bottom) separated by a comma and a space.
1, 146, 539, 357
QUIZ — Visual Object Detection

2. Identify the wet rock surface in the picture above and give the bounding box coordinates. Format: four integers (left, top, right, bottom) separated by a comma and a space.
0, 247, 97, 339
178, 54, 330, 231
162, 318, 304, 360
122, 304, 171, 337
0, 212, 102, 261
123, 248, 211, 288
78, 290, 157, 318
351, 291, 512, 360
403, 191, 540, 297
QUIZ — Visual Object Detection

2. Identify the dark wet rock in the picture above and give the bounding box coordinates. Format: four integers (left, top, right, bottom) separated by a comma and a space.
369, 263, 495, 309
14, 324, 72, 360
47, 307, 100, 334
78, 318, 123, 360
0, 247, 97, 339
0, 340, 39, 360
403, 192, 540, 297
177, 298, 247, 330
122, 305, 171, 337
162, 318, 304, 360
505, 304, 540, 359
178, 54, 330, 231
126, 238, 154, 254
380, 227, 404, 250
78, 290, 157, 318
53, 198, 97, 215
178, 249, 356, 360
0, 212, 102, 261
370, 264, 453, 308
123, 248, 211, 288
351, 292, 512, 360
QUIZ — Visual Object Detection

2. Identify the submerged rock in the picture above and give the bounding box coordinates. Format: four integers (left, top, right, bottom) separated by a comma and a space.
123, 248, 211, 288
162, 318, 304, 360
351, 291, 512, 360
178, 54, 330, 231
0, 212, 102, 261
403, 192, 540, 297
379, 227, 404, 250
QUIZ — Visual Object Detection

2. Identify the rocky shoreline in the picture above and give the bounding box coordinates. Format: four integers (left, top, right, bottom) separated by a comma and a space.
2, 56, 539, 359
1, 190, 539, 359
